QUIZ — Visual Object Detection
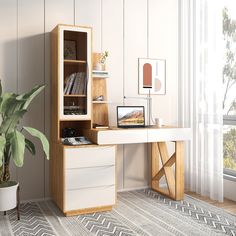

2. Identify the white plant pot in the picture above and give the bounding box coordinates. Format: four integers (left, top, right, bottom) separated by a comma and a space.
94, 62, 103, 71
0, 182, 19, 211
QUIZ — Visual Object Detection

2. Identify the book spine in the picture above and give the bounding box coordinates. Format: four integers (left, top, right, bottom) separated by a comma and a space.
64, 75, 70, 94
75, 72, 82, 94
71, 73, 79, 94
67, 73, 76, 94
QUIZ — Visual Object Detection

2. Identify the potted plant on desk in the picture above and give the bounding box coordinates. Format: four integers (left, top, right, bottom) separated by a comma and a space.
0, 81, 49, 219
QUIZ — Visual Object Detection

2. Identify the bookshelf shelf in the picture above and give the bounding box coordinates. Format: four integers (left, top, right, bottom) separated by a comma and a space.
92, 75, 109, 79
64, 59, 87, 64
64, 94, 87, 97
92, 101, 110, 104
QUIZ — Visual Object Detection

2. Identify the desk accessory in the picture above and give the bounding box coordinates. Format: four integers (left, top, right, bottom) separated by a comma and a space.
155, 118, 163, 127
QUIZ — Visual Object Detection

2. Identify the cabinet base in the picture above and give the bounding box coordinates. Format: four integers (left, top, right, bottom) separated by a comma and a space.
64, 205, 114, 216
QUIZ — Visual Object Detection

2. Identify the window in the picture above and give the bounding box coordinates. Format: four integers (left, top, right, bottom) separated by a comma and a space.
223, 2, 236, 176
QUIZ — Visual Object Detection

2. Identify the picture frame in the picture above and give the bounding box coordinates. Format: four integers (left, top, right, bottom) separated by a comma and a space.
138, 58, 166, 95
64, 40, 77, 60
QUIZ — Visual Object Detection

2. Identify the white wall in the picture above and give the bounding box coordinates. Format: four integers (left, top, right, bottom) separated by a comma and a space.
0, 0, 179, 200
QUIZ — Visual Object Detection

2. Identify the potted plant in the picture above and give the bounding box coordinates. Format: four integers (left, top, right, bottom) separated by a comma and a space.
0, 81, 49, 217
94, 51, 108, 71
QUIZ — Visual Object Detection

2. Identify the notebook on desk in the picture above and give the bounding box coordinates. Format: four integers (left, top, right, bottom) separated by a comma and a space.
117, 106, 150, 128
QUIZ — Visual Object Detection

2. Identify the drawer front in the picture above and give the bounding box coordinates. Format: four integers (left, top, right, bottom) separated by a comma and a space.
65, 185, 115, 211
65, 165, 115, 190
97, 130, 147, 145
65, 146, 115, 169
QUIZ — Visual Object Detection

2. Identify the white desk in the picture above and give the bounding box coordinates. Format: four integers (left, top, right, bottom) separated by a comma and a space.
86, 126, 191, 200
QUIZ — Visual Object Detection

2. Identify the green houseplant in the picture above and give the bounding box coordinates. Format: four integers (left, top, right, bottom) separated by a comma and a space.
0, 80, 49, 212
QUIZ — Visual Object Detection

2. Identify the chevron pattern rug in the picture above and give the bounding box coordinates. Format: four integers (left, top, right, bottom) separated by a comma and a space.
1, 189, 236, 236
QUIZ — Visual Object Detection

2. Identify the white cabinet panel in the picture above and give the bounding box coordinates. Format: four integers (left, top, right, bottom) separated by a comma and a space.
65, 185, 115, 211
65, 165, 115, 190
65, 146, 116, 168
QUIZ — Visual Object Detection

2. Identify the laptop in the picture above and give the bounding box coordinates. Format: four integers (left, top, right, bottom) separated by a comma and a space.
117, 106, 145, 128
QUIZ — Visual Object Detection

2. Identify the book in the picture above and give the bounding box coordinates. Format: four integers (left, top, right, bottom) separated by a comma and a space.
64, 75, 70, 94
78, 72, 86, 94
65, 73, 76, 94
71, 73, 80, 94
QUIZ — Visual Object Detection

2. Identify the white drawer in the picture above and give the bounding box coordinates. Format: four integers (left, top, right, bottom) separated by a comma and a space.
65, 165, 115, 190
96, 129, 147, 145
65, 185, 115, 211
65, 146, 115, 169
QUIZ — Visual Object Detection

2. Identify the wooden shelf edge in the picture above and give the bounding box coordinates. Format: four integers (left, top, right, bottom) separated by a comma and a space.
92, 100, 110, 104
64, 59, 87, 64
64, 94, 87, 97
92, 75, 109, 79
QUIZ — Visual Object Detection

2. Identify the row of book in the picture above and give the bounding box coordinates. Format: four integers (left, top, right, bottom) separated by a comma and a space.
64, 72, 87, 95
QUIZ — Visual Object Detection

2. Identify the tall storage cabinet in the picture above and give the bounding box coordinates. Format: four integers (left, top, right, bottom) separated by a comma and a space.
51, 25, 116, 216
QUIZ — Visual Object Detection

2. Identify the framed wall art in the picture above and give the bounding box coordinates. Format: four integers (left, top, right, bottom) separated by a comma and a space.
138, 58, 166, 95
64, 40, 77, 60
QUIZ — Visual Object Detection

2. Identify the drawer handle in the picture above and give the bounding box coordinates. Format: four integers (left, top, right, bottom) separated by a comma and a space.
67, 184, 115, 191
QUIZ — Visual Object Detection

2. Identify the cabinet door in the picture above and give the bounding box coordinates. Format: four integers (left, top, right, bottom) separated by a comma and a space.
59, 25, 92, 120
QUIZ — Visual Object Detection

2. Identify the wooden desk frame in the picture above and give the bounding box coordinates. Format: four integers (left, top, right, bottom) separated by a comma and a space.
152, 141, 184, 200
86, 126, 191, 201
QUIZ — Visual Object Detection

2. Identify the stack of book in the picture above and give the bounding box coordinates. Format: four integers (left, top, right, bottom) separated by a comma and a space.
92, 70, 109, 78
64, 72, 87, 95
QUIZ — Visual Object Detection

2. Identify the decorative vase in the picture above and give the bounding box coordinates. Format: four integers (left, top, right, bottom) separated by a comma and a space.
0, 181, 19, 211
94, 62, 103, 71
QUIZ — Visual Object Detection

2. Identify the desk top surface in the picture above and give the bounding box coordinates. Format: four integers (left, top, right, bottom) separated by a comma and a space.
87, 126, 192, 145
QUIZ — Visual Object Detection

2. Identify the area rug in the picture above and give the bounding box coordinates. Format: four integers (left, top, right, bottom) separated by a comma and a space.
1, 189, 236, 236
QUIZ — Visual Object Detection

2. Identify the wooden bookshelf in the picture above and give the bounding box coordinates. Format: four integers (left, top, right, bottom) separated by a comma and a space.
92, 53, 110, 128
51, 25, 116, 217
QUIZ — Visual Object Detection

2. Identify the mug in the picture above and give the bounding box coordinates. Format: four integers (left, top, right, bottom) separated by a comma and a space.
155, 118, 163, 127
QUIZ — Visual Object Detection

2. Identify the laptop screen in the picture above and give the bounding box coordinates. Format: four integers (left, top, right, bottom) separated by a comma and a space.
117, 106, 145, 128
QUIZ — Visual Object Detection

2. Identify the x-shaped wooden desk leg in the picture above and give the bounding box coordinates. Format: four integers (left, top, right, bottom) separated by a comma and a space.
151, 141, 184, 200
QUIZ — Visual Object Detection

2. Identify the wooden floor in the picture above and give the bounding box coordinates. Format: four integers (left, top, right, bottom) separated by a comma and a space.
186, 191, 236, 214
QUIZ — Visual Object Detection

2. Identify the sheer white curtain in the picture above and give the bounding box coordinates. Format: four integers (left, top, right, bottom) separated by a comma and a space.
179, 0, 224, 201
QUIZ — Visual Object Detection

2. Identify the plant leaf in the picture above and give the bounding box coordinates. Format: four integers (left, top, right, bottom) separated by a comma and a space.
0, 110, 27, 134
0, 93, 17, 115
0, 80, 2, 97
0, 135, 6, 167
25, 138, 36, 155
9, 130, 25, 167
17, 84, 45, 110
23, 127, 49, 160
